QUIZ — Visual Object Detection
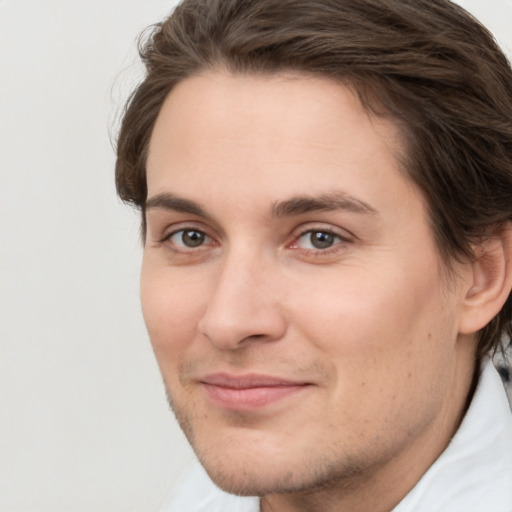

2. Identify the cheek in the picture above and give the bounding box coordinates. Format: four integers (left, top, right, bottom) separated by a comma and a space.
140, 262, 207, 366
289, 264, 455, 389
287, 274, 456, 448
311, 257, 448, 334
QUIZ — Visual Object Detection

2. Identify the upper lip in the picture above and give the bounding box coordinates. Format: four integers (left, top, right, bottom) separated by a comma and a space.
200, 373, 310, 389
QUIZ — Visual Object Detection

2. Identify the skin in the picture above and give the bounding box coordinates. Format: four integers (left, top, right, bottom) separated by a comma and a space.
141, 71, 479, 512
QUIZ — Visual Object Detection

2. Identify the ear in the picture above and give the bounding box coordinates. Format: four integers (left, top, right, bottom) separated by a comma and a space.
458, 223, 512, 335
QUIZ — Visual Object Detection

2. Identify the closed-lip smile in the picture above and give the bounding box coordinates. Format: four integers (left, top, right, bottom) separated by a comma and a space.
200, 373, 311, 411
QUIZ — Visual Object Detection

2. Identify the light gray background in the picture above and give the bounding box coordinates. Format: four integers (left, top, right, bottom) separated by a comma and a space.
1, 1, 511, 511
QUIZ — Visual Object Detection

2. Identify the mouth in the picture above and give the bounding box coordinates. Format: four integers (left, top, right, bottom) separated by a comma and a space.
200, 373, 311, 411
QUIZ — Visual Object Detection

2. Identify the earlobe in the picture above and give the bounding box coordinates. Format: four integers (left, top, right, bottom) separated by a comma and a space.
458, 223, 512, 334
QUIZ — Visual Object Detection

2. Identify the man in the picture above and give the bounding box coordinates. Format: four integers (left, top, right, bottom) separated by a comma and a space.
115, 1, 512, 510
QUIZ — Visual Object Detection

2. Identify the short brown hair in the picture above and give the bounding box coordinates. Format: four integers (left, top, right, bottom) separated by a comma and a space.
115, 0, 512, 357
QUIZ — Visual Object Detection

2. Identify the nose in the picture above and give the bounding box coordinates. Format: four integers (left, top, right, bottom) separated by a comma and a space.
197, 253, 287, 350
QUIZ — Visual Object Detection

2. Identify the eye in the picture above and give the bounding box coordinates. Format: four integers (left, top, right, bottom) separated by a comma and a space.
168, 229, 209, 248
296, 230, 343, 250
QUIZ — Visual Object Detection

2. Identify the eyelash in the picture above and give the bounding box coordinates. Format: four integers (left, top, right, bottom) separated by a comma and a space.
291, 228, 349, 253
160, 228, 215, 249
159, 225, 351, 256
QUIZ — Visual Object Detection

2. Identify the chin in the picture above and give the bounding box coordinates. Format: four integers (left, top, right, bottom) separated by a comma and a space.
200, 456, 301, 496
191, 428, 367, 499
170, 399, 367, 497
182, 426, 305, 495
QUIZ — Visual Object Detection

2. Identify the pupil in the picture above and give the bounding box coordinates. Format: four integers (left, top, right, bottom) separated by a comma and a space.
182, 230, 204, 247
311, 231, 334, 249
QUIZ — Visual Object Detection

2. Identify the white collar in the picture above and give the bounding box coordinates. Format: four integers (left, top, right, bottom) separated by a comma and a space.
393, 357, 512, 512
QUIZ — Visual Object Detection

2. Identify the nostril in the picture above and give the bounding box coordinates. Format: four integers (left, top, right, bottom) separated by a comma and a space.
497, 366, 510, 383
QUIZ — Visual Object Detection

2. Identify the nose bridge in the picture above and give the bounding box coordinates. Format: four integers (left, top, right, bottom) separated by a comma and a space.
198, 244, 286, 349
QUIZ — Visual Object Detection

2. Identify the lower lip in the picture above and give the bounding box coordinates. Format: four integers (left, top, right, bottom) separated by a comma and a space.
202, 383, 309, 411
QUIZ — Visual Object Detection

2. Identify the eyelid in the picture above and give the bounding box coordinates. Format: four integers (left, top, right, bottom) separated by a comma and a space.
289, 223, 354, 245
159, 222, 217, 246
286, 224, 355, 260
168, 229, 210, 247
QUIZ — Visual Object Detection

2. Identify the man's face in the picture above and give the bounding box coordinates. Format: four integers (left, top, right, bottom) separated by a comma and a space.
142, 71, 472, 497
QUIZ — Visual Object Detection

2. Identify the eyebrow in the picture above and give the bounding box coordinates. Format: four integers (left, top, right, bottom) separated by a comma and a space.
144, 191, 378, 219
145, 193, 210, 218
271, 192, 378, 217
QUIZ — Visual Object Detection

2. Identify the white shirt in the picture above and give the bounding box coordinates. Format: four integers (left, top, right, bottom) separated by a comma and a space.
161, 359, 512, 512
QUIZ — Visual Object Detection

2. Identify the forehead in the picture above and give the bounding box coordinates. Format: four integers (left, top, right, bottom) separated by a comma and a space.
146, 70, 412, 214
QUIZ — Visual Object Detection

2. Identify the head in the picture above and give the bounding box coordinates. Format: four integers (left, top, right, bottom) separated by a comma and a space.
117, 0, 512, 358
116, 0, 512, 506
